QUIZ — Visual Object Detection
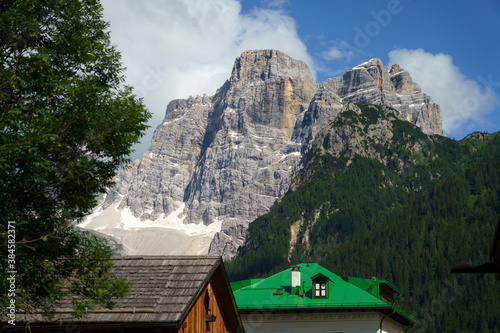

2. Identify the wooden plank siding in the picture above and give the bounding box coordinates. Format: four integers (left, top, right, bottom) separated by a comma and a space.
180, 282, 227, 333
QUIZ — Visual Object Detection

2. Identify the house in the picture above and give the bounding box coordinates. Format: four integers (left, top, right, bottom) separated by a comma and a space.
10, 255, 244, 333
231, 263, 416, 333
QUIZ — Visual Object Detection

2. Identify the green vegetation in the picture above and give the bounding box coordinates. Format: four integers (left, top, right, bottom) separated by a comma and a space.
0, 0, 151, 319
226, 104, 500, 332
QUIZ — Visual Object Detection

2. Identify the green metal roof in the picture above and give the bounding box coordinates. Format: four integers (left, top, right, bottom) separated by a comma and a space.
230, 278, 264, 292
343, 277, 399, 300
231, 263, 416, 325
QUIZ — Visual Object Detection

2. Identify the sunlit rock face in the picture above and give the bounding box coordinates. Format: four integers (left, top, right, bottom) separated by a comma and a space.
82, 50, 444, 260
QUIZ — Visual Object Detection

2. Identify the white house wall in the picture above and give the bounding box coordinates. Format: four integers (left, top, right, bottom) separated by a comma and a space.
241, 312, 405, 333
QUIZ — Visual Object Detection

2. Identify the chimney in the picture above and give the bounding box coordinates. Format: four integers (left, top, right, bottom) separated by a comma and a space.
291, 266, 301, 288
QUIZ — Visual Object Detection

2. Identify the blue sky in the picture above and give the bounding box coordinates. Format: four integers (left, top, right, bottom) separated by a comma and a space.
246, 0, 500, 139
280, 1, 499, 81
101, 0, 500, 160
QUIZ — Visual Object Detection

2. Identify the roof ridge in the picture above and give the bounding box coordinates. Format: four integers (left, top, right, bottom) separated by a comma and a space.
112, 255, 220, 260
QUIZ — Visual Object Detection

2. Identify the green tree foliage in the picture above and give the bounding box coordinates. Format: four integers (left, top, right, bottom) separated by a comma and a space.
226, 104, 500, 331
0, 0, 151, 319
228, 105, 466, 280
319, 149, 500, 332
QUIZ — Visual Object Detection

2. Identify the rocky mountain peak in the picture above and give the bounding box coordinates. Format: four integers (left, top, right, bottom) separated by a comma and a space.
225, 49, 318, 144
463, 131, 490, 141
230, 49, 307, 83
390, 63, 402, 74
82, 50, 447, 260
353, 58, 394, 92
319, 58, 445, 137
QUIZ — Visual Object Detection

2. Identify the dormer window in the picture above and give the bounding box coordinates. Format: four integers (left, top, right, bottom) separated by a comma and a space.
311, 272, 332, 299
314, 281, 327, 298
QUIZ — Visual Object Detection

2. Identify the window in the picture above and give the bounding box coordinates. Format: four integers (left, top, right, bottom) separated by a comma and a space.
204, 291, 210, 313
314, 281, 327, 298
273, 287, 284, 295
312, 273, 331, 299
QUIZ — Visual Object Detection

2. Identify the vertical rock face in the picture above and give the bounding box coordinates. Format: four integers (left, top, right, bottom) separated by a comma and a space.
288, 58, 445, 154
82, 50, 445, 260
182, 50, 318, 255
328, 59, 445, 136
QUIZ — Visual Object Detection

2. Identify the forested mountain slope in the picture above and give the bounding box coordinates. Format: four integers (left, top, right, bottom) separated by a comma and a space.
82, 50, 445, 259
226, 103, 500, 332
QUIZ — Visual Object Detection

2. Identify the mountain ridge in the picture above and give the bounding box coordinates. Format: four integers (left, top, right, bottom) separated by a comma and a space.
81, 49, 446, 259
228, 103, 461, 277
225, 112, 500, 331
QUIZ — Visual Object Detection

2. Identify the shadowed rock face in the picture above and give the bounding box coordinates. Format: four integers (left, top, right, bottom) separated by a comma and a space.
84, 50, 445, 260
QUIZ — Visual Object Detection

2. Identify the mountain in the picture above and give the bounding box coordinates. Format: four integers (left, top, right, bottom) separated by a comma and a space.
80, 49, 445, 259
225, 104, 500, 331
226, 102, 466, 278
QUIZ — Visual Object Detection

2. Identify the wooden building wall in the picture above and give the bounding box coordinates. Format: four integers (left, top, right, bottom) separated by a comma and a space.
179, 281, 228, 333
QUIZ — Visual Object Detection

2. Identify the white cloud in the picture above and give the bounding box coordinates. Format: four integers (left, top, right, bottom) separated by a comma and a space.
388, 48, 498, 138
263, 0, 291, 8
320, 42, 356, 62
321, 47, 344, 61
100, 0, 313, 161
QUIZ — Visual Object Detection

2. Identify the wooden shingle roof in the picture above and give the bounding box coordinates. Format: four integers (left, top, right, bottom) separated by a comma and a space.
23, 255, 222, 324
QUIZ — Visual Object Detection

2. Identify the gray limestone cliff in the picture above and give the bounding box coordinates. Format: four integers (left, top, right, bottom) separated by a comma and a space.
83, 50, 445, 260
290, 58, 444, 152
